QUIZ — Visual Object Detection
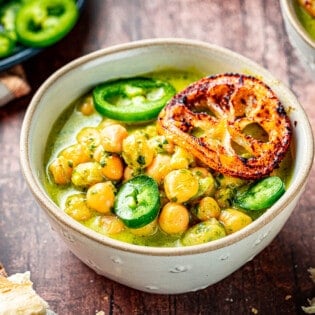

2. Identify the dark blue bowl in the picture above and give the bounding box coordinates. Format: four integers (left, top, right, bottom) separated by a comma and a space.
0, 0, 85, 71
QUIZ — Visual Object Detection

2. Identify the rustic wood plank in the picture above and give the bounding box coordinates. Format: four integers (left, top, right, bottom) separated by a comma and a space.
0, 0, 314, 314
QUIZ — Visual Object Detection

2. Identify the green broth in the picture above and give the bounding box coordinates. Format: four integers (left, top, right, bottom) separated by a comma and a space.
44, 70, 293, 247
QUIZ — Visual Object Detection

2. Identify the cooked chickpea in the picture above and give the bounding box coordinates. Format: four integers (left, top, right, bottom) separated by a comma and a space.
100, 124, 128, 153
216, 174, 246, 188
191, 167, 216, 198
215, 187, 235, 209
122, 131, 154, 170
79, 96, 94, 115
60, 143, 92, 167
99, 216, 125, 234
181, 218, 226, 246
146, 154, 172, 185
219, 208, 252, 234
159, 202, 190, 235
76, 127, 101, 151
101, 154, 124, 181
49, 156, 73, 185
94, 146, 124, 180
193, 196, 221, 221
71, 162, 103, 187
149, 135, 174, 154
170, 146, 195, 169
86, 182, 116, 214
123, 166, 135, 181
129, 219, 158, 236
164, 169, 199, 203
65, 194, 93, 221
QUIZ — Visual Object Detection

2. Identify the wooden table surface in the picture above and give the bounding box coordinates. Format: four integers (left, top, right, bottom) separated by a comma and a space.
1, 1, 314, 314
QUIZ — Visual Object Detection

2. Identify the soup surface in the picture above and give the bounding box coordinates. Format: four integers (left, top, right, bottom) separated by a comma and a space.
45, 70, 292, 247
295, 0, 315, 40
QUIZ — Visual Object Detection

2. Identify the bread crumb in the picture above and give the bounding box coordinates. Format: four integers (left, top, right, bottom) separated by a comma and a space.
302, 268, 315, 314
251, 307, 258, 314
96, 311, 105, 315
285, 295, 292, 300
302, 298, 315, 314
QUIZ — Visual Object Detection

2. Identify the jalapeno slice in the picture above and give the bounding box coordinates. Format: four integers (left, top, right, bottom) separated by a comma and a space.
114, 175, 160, 229
0, 1, 21, 58
0, 32, 14, 58
234, 176, 285, 211
93, 78, 176, 123
0, 1, 21, 41
15, 0, 79, 47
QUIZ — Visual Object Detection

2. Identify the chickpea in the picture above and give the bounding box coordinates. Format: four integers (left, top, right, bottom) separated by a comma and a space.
101, 154, 124, 181
164, 169, 199, 203
97, 119, 118, 129
219, 208, 252, 234
181, 218, 226, 246
123, 166, 135, 182
191, 167, 216, 198
71, 162, 103, 188
100, 124, 128, 153
65, 193, 93, 221
94, 146, 124, 180
60, 143, 92, 167
76, 127, 101, 151
170, 146, 195, 170
122, 131, 155, 170
129, 219, 158, 236
215, 187, 235, 209
146, 154, 172, 185
149, 135, 174, 154
86, 182, 116, 214
92, 145, 106, 163
216, 174, 246, 188
159, 202, 190, 235
79, 96, 94, 115
49, 156, 73, 185
193, 196, 221, 221
99, 215, 125, 234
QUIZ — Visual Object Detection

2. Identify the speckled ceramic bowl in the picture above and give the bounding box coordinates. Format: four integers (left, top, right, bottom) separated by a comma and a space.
20, 38, 314, 294
280, 0, 315, 76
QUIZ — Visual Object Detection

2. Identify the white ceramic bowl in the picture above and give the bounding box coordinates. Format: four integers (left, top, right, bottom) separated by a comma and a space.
280, 0, 315, 76
20, 38, 314, 294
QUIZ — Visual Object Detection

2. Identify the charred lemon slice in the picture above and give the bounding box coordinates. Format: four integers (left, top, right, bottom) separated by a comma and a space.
298, 0, 315, 17
157, 73, 292, 180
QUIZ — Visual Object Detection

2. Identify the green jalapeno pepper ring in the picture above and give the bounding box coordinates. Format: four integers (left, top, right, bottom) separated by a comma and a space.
234, 176, 285, 211
114, 175, 160, 229
0, 1, 21, 41
93, 78, 176, 123
0, 1, 21, 57
15, 0, 79, 48
0, 32, 15, 58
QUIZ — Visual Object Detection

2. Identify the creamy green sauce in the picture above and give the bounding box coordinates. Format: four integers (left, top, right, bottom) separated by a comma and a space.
44, 69, 293, 247
44, 70, 204, 247
294, 0, 315, 40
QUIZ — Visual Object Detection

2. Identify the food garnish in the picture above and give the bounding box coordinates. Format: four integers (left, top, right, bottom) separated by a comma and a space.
93, 78, 176, 123
114, 175, 160, 228
157, 73, 292, 180
298, 0, 315, 17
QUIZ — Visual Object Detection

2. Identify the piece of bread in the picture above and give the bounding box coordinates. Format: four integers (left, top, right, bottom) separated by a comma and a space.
0, 262, 7, 277
0, 269, 56, 315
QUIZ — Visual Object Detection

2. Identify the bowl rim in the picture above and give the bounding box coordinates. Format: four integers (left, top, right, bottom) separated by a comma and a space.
20, 37, 315, 256
280, 0, 315, 48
